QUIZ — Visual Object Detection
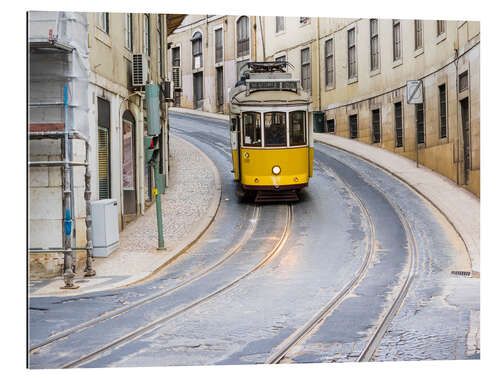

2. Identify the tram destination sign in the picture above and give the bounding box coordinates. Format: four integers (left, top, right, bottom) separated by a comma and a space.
247, 80, 298, 94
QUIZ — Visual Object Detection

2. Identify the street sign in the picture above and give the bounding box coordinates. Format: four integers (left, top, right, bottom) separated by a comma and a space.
406, 80, 423, 104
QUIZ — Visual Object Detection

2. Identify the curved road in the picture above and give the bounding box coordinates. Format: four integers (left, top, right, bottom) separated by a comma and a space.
28, 113, 479, 368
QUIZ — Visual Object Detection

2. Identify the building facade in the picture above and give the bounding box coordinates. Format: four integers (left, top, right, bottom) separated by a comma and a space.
168, 16, 480, 197
28, 12, 181, 278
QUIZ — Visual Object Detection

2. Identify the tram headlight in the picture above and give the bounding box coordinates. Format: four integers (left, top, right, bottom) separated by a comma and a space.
272, 166, 281, 175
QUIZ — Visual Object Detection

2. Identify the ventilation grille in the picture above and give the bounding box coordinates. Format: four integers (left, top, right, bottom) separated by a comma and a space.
98, 128, 110, 199
451, 270, 471, 277
132, 54, 148, 87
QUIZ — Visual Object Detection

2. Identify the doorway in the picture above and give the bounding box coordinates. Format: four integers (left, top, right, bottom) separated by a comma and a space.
216, 67, 224, 113
193, 72, 203, 109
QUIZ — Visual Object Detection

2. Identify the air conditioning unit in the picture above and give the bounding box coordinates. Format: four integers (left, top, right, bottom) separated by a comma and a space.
172, 66, 182, 89
161, 80, 172, 101
132, 54, 148, 87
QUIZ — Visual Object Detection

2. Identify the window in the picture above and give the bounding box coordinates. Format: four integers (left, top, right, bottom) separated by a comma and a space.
144, 14, 151, 56
325, 38, 334, 87
349, 115, 358, 139
437, 20, 445, 36
125, 13, 133, 50
289, 111, 307, 146
237, 16, 249, 57
158, 15, 163, 77
370, 19, 379, 71
414, 20, 423, 50
215, 28, 223, 63
439, 84, 447, 138
243, 112, 262, 147
172, 47, 180, 67
416, 102, 425, 144
97, 97, 111, 199
275, 55, 286, 63
276, 16, 284, 33
301, 48, 311, 92
264, 112, 287, 147
348, 28, 357, 79
459, 71, 468, 92
372, 109, 381, 143
395, 102, 403, 147
192, 31, 203, 69
97, 12, 109, 34
300, 17, 310, 25
393, 19, 401, 61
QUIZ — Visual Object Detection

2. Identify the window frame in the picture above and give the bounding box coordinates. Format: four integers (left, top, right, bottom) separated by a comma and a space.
439, 84, 448, 138
97, 12, 110, 34
157, 15, 163, 77
144, 14, 151, 56
414, 20, 423, 52
325, 38, 334, 88
242, 111, 263, 147
236, 16, 250, 58
393, 19, 402, 63
263, 112, 288, 147
289, 111, 308, 146
214, 26, 224, 64
192, 31, 203, 69
372, 109, 381, 143
125, 13, 133, 51
415, 102, 425, 145
276, 16, 285, 33
301, 47, 311, 93
370, 19, 379, 72
394, 101, 404, 148
347, 27, 357, 81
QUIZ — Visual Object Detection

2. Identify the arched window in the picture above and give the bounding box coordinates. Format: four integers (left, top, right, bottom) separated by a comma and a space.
237, 16, 249, 57
192, 31, 203, 69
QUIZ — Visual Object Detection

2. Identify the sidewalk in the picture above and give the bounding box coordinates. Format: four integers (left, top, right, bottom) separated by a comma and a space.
170, 108, 480, 274
29, 134, 222, 297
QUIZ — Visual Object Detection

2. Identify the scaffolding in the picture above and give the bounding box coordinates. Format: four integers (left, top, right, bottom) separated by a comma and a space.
28, 12, 95, 288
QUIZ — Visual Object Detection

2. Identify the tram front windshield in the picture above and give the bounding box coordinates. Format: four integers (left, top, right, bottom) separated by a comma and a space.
264, 112, 286, 147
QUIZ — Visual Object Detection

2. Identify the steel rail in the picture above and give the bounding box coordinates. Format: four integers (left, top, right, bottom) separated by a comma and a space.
61, 204, 293, 368
317, 145, 418, 363
29, 205, 261, 354
356, 177, 418, 362
266, 148, 418, 364
318, 145, 418, 362
265, 161, 376, 364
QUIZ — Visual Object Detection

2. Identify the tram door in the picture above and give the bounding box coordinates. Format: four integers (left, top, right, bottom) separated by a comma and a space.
460, 98, 470, 185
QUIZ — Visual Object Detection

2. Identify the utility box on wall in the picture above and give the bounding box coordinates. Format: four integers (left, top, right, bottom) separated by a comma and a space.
91, 199, 120, 257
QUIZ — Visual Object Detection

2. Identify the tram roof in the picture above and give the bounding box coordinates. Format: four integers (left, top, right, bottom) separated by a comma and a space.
231, 88, 312, 107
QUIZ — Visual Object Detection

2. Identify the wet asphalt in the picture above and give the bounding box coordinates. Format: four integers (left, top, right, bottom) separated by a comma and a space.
28, 112, 479, 368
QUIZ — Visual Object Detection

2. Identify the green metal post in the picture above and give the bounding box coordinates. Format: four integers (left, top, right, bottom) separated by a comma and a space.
152, 160, 165, 250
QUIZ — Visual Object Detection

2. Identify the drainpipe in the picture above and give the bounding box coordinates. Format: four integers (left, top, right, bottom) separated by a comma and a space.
62, 84, 78, 289
259, 16, 266, 60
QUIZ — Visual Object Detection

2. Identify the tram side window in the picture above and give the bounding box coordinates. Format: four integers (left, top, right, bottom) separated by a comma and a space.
264, 112, 287, 147
243, 112, 262, 147
289, 111, 307, 146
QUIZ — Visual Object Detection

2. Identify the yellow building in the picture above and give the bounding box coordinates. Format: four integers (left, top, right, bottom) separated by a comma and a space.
169, 16, 480, 197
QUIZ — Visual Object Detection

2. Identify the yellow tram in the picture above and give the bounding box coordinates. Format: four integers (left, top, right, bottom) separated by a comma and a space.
229, 62, 313, 202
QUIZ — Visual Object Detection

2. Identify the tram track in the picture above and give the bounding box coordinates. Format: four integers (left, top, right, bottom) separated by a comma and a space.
29, 205, 261, 355
60, 204, 293, 368
266, 151, 418, 364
